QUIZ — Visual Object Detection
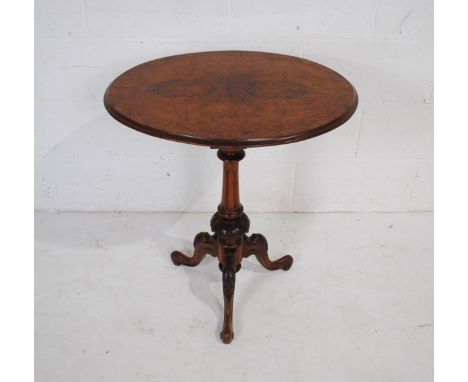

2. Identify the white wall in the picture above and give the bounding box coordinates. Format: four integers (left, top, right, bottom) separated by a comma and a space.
35, 0, 433, 212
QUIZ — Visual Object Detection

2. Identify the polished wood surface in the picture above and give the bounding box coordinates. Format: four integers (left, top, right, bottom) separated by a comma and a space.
104, 51, 358, 148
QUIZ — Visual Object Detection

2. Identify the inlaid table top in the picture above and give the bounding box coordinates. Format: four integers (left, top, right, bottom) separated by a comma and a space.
104, 50, 358, 148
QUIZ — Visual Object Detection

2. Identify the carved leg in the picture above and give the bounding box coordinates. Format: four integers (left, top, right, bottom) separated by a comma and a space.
171, 232, 217, 267
220, 247, 236, 344
243, 233, 293, 271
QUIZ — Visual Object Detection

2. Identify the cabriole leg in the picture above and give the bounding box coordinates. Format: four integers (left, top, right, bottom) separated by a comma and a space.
220, 247, 237, 344
243, 233, 293, 271
171, 232, 217, 267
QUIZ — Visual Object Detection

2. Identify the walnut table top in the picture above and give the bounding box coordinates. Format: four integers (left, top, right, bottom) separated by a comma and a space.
104, 50, 358, 148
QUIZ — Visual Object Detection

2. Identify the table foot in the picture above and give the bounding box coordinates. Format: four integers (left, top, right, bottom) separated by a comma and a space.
243, 233, 294, 271
170, 232, 217, 267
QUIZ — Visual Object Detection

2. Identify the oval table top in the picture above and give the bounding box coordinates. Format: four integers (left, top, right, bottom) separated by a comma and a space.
104, 51, 358, 148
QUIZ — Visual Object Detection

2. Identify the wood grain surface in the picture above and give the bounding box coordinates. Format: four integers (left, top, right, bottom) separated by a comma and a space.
104, 51, 358, 148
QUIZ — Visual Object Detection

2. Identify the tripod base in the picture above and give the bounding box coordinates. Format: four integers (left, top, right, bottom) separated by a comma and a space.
171, 211, 293, 344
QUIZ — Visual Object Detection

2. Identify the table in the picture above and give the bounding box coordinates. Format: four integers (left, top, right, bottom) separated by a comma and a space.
104, 51, 358, 344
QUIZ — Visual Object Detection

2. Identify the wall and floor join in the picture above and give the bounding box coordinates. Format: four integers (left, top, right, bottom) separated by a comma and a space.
35, 1, 433, 381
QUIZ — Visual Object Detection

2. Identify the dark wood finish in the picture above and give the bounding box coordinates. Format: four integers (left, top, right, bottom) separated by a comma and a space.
104, 50, 358, 344
104, 51, 358, 148
170, 150, 293, 343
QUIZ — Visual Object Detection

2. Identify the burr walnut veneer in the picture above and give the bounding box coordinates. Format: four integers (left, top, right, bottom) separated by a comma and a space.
104, 51, 358, 344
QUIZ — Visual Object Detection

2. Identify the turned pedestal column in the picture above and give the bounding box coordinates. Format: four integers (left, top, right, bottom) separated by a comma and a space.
171, 149, 293, 343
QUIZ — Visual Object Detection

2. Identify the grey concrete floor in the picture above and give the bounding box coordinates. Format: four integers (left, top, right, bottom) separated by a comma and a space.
35, 211, 433, 382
